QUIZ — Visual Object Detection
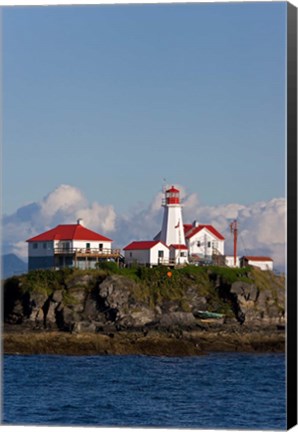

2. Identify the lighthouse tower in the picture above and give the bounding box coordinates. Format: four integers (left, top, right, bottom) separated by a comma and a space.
159, 186, 186, 247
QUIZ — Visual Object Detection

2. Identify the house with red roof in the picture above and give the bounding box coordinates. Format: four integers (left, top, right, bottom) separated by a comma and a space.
123, 241, 170, 266
26, 219, 120, 271
240, 256, 273, 271
184, 221, 225, 262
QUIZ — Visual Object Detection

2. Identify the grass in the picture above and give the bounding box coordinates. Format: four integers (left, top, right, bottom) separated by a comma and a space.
207, 266, 254, 284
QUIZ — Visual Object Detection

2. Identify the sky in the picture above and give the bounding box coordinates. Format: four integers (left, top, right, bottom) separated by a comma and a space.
2, 2, 288, 270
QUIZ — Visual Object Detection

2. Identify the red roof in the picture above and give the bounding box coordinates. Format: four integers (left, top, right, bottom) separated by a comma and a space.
26, 224, 112, 242
183, 224, 193, 234
170, 244, 188, 250
123, 241, 168, 251
243, 256, 273, 262
167, 186, 180, 193
185, 224, 225, 240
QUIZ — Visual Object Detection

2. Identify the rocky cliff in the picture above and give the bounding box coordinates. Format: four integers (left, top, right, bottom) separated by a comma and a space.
3, 265, 285, 334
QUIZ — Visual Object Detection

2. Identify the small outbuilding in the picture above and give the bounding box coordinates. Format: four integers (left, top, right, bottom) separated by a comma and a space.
225, 255, 240, 268
240, 256, 274, 271
169, 244, 189, 265
123, 241, 169, 266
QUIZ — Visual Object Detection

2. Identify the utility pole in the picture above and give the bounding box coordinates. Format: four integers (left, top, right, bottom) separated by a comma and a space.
230, 220, 238, 266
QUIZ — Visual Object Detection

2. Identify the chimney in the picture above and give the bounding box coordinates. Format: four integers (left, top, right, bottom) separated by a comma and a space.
192, 220, 199, 227
77, 218, 84, 226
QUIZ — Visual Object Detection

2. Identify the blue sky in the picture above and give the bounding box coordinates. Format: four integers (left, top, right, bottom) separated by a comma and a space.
3, 2, 286, 215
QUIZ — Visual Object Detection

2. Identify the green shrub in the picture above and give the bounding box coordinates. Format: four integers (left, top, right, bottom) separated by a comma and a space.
96, 261, 119, 273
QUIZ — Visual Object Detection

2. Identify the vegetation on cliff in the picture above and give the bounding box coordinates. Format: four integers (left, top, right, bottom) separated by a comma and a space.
3, 265, 285, 354
4, 264, 285, 327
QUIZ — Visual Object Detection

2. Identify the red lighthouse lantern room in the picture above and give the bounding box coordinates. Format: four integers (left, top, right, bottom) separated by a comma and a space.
166, 186, 180, 205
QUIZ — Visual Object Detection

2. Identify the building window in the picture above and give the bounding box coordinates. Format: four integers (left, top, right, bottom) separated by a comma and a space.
99, 243, 103, 251
43, 243, 47, 249
197, 241, 201, 247
129, 252, 132, 257
208, 242, 211, 248
61, 241, 70, 251
181, 252, 186, 257
86, 243, 91, 251
33, 243, 38, 249
158, 250, 164, 258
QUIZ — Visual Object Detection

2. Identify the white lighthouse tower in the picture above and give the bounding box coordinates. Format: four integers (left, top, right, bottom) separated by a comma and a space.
159, 186, 186, 247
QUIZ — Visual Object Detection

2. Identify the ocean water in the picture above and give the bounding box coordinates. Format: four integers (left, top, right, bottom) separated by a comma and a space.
2, 353, 286, 429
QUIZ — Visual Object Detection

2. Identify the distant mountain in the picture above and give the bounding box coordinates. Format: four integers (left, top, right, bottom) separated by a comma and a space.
2, 254, 27, 279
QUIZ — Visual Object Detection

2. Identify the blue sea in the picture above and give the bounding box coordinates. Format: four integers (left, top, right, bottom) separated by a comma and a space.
2, 353, 286, 429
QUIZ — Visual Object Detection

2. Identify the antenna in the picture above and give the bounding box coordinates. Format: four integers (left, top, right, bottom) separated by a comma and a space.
230, 220, 238, 266
162, 178, 167, 193
161, 178, 167, 206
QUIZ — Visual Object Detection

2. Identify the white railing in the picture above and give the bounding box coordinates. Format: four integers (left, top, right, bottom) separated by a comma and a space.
54, 247, 121, 255
158, 258, 176, 265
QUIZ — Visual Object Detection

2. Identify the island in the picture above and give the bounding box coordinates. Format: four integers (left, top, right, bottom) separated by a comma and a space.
3, 264, 285, 356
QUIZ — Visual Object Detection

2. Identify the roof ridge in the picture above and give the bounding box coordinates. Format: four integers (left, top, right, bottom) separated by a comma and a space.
27, 223, 112, 242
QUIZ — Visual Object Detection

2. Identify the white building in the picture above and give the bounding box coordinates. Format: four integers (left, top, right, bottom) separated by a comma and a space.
130, 186, 224, 265
240, 256, 274, 271
123, 241, 170, 266
225, 255, 240, 268
159, 186, 187, 248
184, 222, 225, 262
153, 186, 189, 265
169, 244, 188, 265
26, 219, 119, 271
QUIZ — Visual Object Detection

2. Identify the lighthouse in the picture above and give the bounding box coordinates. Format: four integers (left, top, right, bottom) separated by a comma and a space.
159, 186, 186, 247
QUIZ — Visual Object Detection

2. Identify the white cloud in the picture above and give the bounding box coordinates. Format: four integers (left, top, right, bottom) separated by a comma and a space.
2, 184, 287, 271
2, 184, 117, 259
75, 202, 116, 233
10, 241, 28, 260
40, 184, 87, 222
188, 197, 286, 271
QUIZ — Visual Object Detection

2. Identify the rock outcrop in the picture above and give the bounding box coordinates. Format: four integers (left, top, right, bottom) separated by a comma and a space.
229, 279, 285, 326
3, 267, 285, 335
